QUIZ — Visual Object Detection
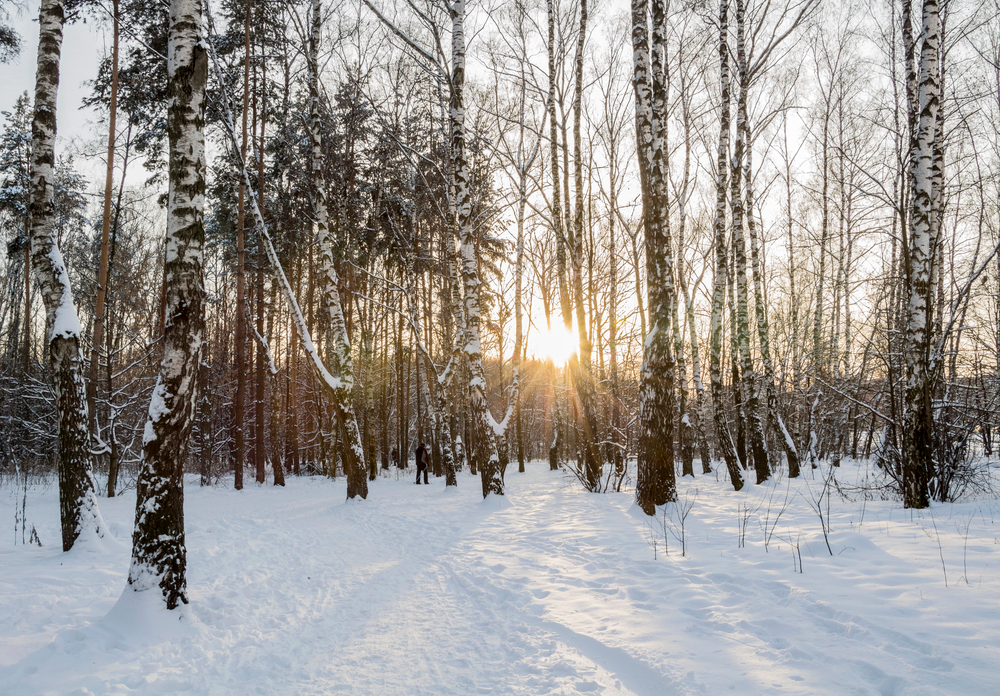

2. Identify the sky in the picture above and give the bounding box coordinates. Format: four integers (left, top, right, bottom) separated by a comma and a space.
1, 2, 104, 169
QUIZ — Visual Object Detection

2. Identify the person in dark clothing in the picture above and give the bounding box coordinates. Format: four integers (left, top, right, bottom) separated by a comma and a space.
415, 442, 429, 484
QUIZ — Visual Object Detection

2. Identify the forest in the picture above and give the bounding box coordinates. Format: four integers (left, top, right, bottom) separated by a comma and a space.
1, 0, 1000, 622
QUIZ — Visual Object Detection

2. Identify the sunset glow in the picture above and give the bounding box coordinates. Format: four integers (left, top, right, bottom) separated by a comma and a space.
529, 325, 578, 365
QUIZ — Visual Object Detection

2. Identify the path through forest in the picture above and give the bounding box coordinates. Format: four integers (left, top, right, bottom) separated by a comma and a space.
2, 462, 998, 695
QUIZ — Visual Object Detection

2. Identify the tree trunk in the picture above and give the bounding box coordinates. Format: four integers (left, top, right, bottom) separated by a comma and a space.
127, 0, 206, 608
87, 0, 119, 452
731, 0, 769, 484
571, 0, 602, 491
30, 0, 106, 552
709, 0, 744, 491
199, 356, 211, 486
254, 47, 267, 485
310, 0, 367, 499
233, 0, 251, 491
23, 217, 32, 374
631, 0, 677, 514
286, 259, 300, 476
450, 0, 502, 497
548, 0, 571, 332
902, 0, 940, 509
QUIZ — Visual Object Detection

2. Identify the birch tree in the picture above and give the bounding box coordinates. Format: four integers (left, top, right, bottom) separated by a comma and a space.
631, 0, 678, 513
309, 0, 368, 499
902, 0, 941, 509
569, 0, 603, 491
729, 0, 770, 484
362, 0, 506, 496
126, 0, 207, 608
29, 0, 107, 551
709, 0, 745, 491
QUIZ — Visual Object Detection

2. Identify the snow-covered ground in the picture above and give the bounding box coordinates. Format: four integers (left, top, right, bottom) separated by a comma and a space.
1, 460, 998, 695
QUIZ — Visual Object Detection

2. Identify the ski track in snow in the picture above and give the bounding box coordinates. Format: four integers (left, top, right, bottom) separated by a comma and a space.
1, 461, 999, 695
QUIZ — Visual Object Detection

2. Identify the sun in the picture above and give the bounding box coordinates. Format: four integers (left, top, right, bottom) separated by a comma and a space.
529, 325, 578, 365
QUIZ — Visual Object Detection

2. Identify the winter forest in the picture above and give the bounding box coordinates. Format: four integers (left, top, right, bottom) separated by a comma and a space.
2, 0, 1000, 691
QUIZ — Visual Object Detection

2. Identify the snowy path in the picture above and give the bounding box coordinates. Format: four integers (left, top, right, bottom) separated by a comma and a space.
2, 462, 999, 695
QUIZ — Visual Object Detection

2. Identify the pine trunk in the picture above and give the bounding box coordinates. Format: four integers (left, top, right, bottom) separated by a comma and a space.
233, 0, 251, 491
87, 0, 119, 450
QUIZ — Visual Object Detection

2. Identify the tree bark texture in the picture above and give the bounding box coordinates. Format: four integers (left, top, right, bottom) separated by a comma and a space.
449, 0, 503, 497
30, 0, 106, 552
902, 0, 940, 509
127, 0, 207, 609
631, 0, 677, 514
571, 0, 602, 491
709, 0, 744, 491
310, 0, 367, 500
731, 0, 769, 484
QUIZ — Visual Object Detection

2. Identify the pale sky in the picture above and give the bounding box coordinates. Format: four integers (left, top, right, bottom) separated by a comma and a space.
1, 3, 104, 163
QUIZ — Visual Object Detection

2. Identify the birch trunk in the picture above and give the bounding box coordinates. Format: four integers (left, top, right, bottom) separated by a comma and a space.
709, 0, 744, 491
548, 0, 572, 332
570, 0, 602, 491
902, 0, 940, 509
23, 223, 31, 374
30, 0, 106, 552
449, 0, 503, 497
310, 0, 367, 499
631, 0, 677, 513
127, 0, 206, 608
731, 0, 769, 484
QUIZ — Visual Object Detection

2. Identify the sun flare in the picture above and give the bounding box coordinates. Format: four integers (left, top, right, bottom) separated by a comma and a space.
529, 325, 578, 365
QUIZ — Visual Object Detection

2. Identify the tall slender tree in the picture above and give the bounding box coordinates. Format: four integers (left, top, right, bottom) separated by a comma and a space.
310, 0, 368, 499
127, 0, 207, 609
709, 0, 745, 491
631, 0, 678, 513
902, 0, 941, 509
30, 0, 106, 551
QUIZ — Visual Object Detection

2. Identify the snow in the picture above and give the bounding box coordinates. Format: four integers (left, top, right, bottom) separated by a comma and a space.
142, 381, 168, 447
2, 459, 999, 695
48, 244, 84, 341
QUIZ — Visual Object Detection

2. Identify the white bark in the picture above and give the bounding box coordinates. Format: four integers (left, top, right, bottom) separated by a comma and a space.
128, 0, 206, 609
902, 0, 940, 509
29, 0, 106, 552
